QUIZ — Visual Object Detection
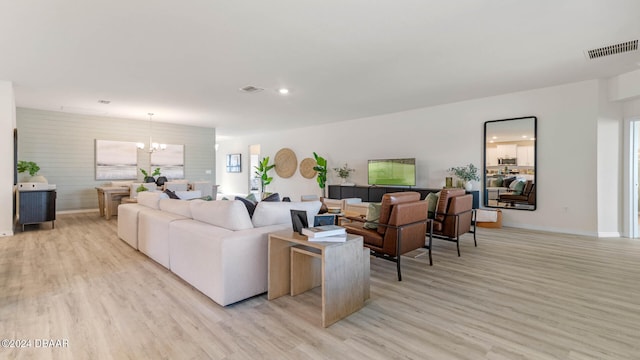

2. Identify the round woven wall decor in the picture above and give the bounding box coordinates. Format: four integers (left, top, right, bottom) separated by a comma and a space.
274, 148, 297, 178
299, 158, 317, 179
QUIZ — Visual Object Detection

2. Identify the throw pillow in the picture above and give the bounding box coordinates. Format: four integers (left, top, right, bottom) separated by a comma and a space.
164, 189, 179, 199
363, 203, 382, 230
262, 192, 280, 202
425, 192, 439, 219
513, 181, 525, 195
235, 196, 257, 218
503, 177, 516, 188
245, 193, 258, 202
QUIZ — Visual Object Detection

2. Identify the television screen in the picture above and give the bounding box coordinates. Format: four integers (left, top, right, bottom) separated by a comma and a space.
368, 158, 416, 186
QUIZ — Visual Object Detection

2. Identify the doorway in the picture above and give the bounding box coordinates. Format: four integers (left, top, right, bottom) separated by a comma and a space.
249, 144, 261, 198
626, 119, 640, 238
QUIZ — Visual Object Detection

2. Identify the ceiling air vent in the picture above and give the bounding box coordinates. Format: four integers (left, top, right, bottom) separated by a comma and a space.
586, 40, 638, 59
239, 85, 264, 93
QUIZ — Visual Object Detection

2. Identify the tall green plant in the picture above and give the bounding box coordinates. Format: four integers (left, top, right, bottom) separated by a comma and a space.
254, 156, 275, 193
313, 152, 327, 196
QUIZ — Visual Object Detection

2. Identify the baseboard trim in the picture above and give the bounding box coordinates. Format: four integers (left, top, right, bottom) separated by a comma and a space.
0, 229, 15, 237
501, 222, 598, 237
57, 209, 100, 215
597, 231, 621, 238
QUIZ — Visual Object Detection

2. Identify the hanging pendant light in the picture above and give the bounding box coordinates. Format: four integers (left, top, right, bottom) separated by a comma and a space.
137, 113, 166, 153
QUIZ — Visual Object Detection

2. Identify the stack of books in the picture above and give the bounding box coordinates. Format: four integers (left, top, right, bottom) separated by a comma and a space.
301, 225, 347, 242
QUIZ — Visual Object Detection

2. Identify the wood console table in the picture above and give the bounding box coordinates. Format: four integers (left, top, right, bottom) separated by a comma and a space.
268, 230, 369, 327
96, 186, 130, 220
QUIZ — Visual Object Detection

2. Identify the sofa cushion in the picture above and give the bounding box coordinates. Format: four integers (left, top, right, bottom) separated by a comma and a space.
502, 177, 516, 188
190, 200, 254, 231
159, 198, 193, 218
252, 201, 321, 228
363, 203, 381, 230
164, 189, 179, 199
137, 191, 167, 209
424, 192, 440, 219
176, 190, 202, 200
513, 181, 526, 195
262, 192, 280, 202
235, 196, 257, 218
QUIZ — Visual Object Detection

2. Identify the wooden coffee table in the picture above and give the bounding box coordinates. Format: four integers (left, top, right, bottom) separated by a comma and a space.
268, 230, 369, 327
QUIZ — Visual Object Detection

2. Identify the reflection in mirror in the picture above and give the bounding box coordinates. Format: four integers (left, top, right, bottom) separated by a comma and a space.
484, 116, 536, 210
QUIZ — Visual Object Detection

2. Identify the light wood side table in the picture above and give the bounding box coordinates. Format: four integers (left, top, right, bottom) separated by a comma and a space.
268, 230, 369, 327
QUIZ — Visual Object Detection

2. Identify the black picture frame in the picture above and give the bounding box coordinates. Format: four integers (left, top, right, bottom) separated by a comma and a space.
226, 153, 241, 173
290, 209, 308, 234
314, 214, 336, 227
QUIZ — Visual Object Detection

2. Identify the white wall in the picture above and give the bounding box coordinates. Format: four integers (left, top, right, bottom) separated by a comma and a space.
0, 81, 16, 236
218, 80, 603, 235
597, 79, 623, 237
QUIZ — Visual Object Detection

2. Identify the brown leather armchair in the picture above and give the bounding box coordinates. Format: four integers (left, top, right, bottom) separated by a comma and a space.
425, 188, 476, 265
498, 180, 535, 206
342, 192, 428, 281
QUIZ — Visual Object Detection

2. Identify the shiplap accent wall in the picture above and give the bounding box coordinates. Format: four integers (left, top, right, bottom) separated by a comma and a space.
17, 108, 216, 211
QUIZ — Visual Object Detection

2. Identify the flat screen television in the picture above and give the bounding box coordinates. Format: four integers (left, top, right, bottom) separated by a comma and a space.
368, 158, 416, 186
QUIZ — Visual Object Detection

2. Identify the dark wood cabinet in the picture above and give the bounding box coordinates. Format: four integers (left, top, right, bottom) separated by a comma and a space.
18, 190, 56, 231
328, 185, 479, 208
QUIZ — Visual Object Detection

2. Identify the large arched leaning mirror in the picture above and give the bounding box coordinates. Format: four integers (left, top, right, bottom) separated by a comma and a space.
484, 116, 537, 210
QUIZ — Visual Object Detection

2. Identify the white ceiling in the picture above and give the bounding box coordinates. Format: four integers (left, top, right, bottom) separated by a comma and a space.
1, 1, 639, 138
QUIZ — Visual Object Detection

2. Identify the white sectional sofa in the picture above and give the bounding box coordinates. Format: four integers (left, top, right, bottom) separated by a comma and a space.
117, 192, 322, 306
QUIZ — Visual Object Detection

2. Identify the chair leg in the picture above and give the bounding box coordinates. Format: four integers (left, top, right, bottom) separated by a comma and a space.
473, 225, 477, 247
428, 227, 433, 266
472, 209, 478, 247
396, 231, 402, 281
456, 235, 460, 257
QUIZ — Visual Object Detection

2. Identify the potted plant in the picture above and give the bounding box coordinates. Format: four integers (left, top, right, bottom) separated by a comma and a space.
140, 168, 156, 183
313, 152, 328, 197
152, 168, 167, 186
448, 163, 480, 190
136, 184, 149, 193
333, 163, 355, 185
17, 160, 47, 183
254, 156, 275, 195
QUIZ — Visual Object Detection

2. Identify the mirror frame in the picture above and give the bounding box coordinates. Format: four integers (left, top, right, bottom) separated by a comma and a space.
483, 116, 537, 210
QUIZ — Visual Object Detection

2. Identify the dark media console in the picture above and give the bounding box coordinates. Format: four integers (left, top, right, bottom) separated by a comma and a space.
328, 185, 479, 209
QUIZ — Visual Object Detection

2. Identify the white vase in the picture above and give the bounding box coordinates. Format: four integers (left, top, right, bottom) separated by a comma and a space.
31, 175, 48, 183
464, 181, 473, 191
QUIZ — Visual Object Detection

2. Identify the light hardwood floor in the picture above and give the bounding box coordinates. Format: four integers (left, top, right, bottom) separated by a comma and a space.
1, 212, 640, 359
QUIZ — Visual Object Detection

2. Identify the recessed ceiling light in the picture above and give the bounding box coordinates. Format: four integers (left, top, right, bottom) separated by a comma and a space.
492, 136, 497, 139
97, 99, 111, 104
522, 135, 528, 138
278, 88, 289, 95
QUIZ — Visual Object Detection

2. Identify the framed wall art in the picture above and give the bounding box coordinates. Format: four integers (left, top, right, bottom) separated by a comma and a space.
151, 144, 185, 179
95, 140, 138, 180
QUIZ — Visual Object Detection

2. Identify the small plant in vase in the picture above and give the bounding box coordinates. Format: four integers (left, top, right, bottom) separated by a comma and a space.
447, 163, 480, 190
333, 163, 355, 185
17, 160, 47, 183
140, 168, 158, 183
